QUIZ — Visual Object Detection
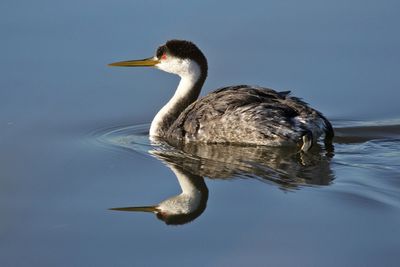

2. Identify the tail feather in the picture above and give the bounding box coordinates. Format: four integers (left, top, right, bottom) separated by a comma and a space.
320, 114, 334, 143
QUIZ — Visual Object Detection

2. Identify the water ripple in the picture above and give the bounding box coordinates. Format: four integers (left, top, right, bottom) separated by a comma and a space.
93, 121, 400, 212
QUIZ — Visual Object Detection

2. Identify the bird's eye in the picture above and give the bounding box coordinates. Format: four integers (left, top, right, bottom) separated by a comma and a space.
161, 54, 167, 60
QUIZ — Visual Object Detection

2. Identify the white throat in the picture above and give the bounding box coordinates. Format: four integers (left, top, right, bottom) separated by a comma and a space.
158, 165, 202, 214
149, 58, 202, 137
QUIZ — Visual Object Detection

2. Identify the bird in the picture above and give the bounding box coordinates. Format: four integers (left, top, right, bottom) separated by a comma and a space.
110, 163, 208, 225
109, 39, 334, 151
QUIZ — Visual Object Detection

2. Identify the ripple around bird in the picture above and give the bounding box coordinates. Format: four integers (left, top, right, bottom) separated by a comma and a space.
94, 120, 400, 210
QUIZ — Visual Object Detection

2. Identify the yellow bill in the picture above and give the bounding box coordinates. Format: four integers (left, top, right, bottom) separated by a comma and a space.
109, 205, 158, 213
108, 57, 159, 67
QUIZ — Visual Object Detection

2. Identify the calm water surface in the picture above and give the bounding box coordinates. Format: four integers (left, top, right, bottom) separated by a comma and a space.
1, 1, 400, 266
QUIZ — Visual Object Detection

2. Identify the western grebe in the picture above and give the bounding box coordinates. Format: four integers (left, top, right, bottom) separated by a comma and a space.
109, 39, 334, 151
110, 164, 208, 225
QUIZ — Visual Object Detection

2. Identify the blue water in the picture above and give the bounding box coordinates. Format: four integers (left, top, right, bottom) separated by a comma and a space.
1, 1, 400, 266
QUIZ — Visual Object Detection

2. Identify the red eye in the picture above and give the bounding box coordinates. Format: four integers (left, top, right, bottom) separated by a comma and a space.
161, 54, 167, 60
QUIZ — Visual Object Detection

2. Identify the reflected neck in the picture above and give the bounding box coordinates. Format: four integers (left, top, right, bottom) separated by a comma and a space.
149, 66, 206, 137
157, 165, 208, 222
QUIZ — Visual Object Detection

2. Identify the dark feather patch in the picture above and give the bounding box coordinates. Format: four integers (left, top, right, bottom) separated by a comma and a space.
166, 85, 331, 147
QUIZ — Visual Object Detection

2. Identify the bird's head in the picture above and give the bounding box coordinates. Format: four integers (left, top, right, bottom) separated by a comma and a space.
110, 192, 207, 225
109, 39, 208, 79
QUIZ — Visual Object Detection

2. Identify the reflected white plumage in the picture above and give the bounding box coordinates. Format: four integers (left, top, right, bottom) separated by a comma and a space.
110, 164, 208, 225
109, 39, 334, 151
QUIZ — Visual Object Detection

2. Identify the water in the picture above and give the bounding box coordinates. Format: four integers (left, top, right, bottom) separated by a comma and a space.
1, 0, 400, 266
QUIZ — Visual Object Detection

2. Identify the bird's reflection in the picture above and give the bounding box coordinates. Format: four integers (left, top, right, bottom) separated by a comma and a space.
111, 163, 208, 225
110, 138, 334, 225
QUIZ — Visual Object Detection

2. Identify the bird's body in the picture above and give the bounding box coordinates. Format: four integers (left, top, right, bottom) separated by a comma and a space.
167, 85, 332, 148
109, 40, 333, 151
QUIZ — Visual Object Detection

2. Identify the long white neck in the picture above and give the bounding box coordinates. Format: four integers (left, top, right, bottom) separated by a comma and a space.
158, 165, 206, 214
149, 59, 204, 137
